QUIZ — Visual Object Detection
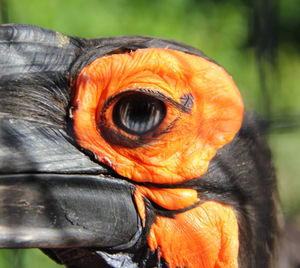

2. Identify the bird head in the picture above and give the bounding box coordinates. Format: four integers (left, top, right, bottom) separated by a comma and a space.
0, 24, 279, 267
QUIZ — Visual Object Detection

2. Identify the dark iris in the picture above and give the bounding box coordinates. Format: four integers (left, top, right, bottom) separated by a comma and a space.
113, 93, 166, 135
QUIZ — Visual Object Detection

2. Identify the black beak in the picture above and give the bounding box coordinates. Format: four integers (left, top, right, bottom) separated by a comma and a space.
0, 174, 140, 249
0, 24, 141, 250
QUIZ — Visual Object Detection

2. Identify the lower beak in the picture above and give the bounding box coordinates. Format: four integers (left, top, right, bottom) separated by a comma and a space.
0, 173, 141, 250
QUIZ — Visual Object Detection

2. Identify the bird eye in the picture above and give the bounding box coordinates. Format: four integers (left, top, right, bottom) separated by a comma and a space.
113, 93, 166, 135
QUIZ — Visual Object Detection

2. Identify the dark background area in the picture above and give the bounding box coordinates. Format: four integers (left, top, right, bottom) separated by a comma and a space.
0, 0, 299, 267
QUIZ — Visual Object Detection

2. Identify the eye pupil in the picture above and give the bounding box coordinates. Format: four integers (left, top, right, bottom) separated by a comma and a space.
113, 93, 166, 135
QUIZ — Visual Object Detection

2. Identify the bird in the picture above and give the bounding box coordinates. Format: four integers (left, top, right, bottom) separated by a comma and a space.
0, 24, 281, 268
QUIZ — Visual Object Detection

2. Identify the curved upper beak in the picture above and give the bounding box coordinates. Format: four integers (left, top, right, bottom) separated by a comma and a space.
0, 24, 141, 250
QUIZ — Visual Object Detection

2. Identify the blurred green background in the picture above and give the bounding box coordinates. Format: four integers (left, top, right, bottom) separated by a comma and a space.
0, 0, 299, 267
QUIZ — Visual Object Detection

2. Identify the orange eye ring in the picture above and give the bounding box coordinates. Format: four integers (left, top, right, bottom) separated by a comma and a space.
71, 48, 244, 184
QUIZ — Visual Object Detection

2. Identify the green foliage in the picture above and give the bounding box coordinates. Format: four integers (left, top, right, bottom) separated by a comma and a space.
0, 249, 61, 268
270, 129, 300, 222
0, 0, 299, 267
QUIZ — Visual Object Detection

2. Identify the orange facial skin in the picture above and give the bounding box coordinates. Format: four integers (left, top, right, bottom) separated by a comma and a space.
72, 48, 243, 267
72, 48, 243, 184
